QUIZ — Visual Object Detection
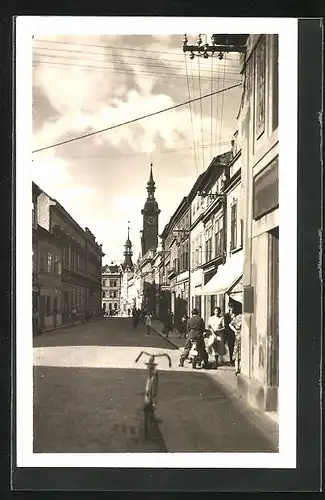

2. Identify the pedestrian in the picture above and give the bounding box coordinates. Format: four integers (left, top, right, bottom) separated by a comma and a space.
128, 308, 131, 316
224, 306, 236, 365
179, 309, 209, 369
207, 307, 226, 369
166, 309, 174, 338
179, 313, 188, 338
229, 303, 242, 375
71, 308, 77, 322
84, 310, 90, 326
145, 312, 152, 335
132, 307, 139, 328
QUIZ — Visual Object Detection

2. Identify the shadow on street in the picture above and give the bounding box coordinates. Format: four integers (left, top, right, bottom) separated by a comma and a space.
33, 365, 277, 453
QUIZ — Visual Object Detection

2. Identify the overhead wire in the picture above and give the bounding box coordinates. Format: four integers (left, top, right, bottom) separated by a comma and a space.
46, 140, 231, 160
219, 54, 227, 148
184, 53, 198, 177
32, 47, 242, 75
32, 59, 241, 83
197, 56, 204, 172
210, 54, 214, 161
32, 82, 242, 154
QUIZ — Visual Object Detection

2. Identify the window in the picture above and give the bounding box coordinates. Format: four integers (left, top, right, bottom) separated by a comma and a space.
255, 36, 266, 138
215, 217, 224, 257
230, 201, 238, 250
240, 219, 244, 248
272, 35, 279, 131
253, 158, 279, 219
113, 291, 117, 299
103, 291, 106, 298
205, 227, 213, 262
46, 296, 51, 316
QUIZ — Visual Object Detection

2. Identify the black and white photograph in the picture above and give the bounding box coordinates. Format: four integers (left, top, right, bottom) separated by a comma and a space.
15, 17, 299, 471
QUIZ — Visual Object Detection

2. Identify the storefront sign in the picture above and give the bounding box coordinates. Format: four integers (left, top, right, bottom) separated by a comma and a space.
253, 157, 278, 220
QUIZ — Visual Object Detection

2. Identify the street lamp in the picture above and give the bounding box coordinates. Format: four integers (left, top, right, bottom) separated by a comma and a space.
197, 190, 224, 202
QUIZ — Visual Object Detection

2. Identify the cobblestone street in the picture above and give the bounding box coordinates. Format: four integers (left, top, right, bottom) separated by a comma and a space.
33, 318, 278, 453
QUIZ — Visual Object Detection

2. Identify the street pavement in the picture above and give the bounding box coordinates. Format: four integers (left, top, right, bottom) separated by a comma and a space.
33, 318, 278, 453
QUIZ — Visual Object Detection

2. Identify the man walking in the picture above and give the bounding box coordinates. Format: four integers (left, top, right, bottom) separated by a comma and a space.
179, 309, 209, 369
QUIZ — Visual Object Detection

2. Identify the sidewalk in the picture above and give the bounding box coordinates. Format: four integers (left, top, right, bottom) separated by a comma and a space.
36, 315, 105, 335
151, 319, 279, 451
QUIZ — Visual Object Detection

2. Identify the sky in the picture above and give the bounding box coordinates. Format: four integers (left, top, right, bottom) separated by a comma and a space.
32, 34, 243, 264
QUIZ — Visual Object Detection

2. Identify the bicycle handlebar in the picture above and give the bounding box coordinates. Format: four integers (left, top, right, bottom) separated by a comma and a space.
135, 351, 172, 368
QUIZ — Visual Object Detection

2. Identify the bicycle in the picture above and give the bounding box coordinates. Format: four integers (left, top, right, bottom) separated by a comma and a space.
135, 351, 172, 439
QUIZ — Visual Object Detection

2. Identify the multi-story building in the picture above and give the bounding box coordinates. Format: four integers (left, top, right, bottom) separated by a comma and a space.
32, 182, 104, 332
237, 34, 279, 413
160, 197, 191, 326
189, 152, 234, 323
201, 141, 244, 320
101, 263, 121, 314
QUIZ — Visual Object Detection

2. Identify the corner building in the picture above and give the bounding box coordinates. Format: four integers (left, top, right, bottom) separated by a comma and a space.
238, 34, 279, 413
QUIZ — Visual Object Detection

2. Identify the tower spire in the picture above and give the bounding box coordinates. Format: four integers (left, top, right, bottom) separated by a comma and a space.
147, 162, 156, 200
122, 221, 133, 271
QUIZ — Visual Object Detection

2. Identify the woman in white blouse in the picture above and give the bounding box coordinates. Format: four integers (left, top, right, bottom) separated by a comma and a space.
207, 307, 226, 368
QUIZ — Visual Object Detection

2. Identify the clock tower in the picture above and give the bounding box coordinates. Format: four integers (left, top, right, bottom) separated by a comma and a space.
141, 163, 160, 255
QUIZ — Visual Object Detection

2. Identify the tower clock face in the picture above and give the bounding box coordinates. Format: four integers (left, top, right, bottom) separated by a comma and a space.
147, 216, 156, 225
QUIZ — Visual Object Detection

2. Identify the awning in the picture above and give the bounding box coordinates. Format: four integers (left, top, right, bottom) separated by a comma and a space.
229, 291, 243, 304
202, 250, 243, 296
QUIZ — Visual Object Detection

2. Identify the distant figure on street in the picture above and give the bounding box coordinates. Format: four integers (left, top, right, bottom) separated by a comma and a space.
165, 309, 174, 338
132, 307, 139, 328
179, 309, 209, 369
229, 303, 242, 375
84, 310, 90, 326
145, 312, 152, 335
128, 308, 131, 316
71, 308, 77, 322
207, 307, 226, 369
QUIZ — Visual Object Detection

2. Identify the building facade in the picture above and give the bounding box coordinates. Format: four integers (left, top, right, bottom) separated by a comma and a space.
160, 197, 191, 326
101, 264, 121, 314
32, 182, 104, 332
237, 34, 279, 412
200, 143, 244, 322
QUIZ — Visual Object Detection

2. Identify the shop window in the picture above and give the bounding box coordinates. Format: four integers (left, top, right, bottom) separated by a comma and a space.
253, 158, 279, 219
230, 201, 238, 250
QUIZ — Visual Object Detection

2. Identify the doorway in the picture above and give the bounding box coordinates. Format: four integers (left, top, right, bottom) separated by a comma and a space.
268, 227, 279, 387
